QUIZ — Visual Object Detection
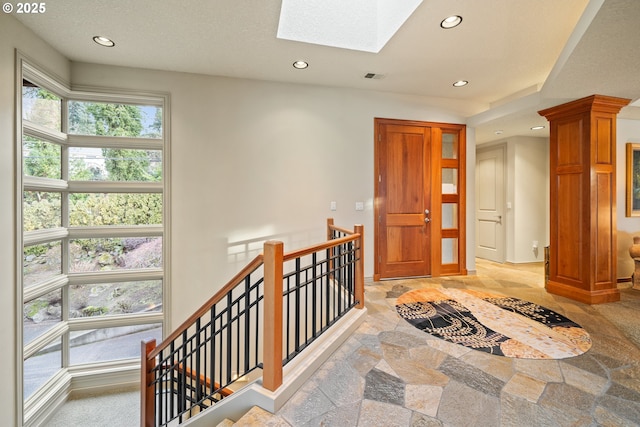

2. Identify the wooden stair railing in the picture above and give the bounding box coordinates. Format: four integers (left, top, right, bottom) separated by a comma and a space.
141, 219, 364, 427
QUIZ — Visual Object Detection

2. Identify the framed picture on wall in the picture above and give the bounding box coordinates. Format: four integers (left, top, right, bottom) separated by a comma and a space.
626, 143, 640, 217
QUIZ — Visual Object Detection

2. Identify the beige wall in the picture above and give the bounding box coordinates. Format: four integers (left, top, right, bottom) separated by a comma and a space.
70, 62, 475, 326
509, 136, 549, 263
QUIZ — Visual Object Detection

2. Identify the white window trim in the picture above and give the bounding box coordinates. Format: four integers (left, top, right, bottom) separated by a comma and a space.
16, 52, 171, 426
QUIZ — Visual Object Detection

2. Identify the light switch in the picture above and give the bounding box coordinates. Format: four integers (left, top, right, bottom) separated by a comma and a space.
330, 201, 337, 211
355, 201, 364, 211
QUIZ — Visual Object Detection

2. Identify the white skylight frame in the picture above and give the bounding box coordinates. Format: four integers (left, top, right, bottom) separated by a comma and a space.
277, 0, 423, 53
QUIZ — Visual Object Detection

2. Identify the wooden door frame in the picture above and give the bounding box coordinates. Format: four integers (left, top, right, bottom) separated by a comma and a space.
374, 118, 466, 280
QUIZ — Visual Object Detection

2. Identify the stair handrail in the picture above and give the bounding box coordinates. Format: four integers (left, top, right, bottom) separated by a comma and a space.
141, 219, 364, 427
141, 254, 265, 426
146, 254, 265, 361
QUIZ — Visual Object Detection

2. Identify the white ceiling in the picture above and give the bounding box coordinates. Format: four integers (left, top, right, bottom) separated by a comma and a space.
14, 0, 640, 144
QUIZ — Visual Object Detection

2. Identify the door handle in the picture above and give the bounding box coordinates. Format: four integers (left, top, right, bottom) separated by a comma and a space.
481, 215, 502, 224
424, 217, 430, 223
424, 208, 430, 223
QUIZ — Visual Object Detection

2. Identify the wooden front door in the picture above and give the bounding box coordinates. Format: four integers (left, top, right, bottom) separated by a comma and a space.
375, 121, 432, 279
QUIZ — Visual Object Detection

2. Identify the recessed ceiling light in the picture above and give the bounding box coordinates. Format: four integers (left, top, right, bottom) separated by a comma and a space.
495, 130, 504, 135
441, 15, 462, 29
453, 80, 468, 87
293, 60, 309, 69
93, 36, 115, 47
531, 125, 545, 130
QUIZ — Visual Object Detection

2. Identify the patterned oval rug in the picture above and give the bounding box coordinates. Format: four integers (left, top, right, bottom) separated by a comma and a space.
395, 288, 591, 359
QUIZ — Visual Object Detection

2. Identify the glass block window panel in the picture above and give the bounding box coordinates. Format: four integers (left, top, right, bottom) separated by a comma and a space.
23, 337, 62, 400
23, 192, 61, 231
23, 136, 61, 179
442, 168, 458, 194
69, 237, 162, 273
23, 241, 62, 288
69, 323, 162, 365
442, 133, 457, 159
69, 280, 162, 319
442, 238, 459, 264
69, 147, 162, 182
23, 289, 62, 345
68, 193, 162, 226
22, 81, 62, 132
68, 101, 162, 139
442, 203, 458, 229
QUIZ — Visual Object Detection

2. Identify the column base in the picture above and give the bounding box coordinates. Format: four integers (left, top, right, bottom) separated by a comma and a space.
546, 280, 620, 304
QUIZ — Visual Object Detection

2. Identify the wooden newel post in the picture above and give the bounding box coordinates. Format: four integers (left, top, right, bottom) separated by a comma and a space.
141, 339, 156, 427
354, 224, 365, 309
263, 240, 284, 392
327, 218, 334, 241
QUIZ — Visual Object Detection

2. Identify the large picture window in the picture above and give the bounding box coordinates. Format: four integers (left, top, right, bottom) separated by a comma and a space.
19, 61, 168, 421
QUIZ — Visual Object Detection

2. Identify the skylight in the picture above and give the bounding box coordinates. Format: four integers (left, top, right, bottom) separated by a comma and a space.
277, 0, 423, 53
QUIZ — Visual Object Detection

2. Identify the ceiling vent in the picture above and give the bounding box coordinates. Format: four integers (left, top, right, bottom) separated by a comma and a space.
364, 73, 385, 79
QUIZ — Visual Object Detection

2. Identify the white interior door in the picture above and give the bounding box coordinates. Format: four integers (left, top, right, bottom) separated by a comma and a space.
476, 145, 506, 262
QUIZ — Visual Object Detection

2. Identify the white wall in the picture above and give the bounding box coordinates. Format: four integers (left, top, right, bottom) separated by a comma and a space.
616, 118, 640, 279
479, 137, 549, 264
69, 63, 474, 326
511, 136, 549, 263
0, 13, 71, 426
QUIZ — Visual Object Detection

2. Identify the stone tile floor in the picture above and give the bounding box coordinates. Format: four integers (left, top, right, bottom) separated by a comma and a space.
46, 260, 640, 426
246, 260, 640, 426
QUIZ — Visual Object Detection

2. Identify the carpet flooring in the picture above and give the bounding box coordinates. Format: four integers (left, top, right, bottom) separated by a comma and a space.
43, 388, 139, 427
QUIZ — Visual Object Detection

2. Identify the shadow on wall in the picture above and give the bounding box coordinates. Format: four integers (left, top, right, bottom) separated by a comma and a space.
227, 226, 325, 272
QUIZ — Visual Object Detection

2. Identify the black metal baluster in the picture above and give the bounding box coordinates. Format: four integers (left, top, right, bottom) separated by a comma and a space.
312, 252, 318, 339
210, 304, 218, 402
158, 349, 165, 426
234, 292, 240, 388
195, 318, 202, 410
325, 248, 331, 327
226, 292, 232, 386
255, 277, 261, 370
244, 275, 251, 376
169, 342, 176, 423
295, 257, 301, 353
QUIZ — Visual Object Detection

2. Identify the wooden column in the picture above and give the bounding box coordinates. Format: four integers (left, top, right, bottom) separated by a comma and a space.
539, 95, 630, 304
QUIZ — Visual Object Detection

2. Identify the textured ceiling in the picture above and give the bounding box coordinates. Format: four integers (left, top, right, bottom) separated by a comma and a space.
13, 0, 640, 143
